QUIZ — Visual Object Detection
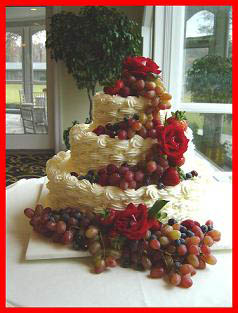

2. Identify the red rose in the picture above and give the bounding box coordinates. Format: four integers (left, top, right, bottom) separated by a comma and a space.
123, 56, 161, 79
113, 203, 150, 240
157, 124, 189, 159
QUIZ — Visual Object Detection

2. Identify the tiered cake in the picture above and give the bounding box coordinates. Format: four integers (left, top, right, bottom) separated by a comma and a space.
46, 56, 206, 220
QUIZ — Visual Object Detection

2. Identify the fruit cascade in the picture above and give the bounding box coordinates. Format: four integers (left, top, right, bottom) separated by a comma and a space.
72, 56, 196, 190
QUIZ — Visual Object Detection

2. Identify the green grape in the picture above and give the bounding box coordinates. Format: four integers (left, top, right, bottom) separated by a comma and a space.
187, 254, 199, 268
167, 230, 181, 240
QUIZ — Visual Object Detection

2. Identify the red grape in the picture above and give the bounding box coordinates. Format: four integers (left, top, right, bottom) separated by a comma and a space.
124, 171, 134, 182
120, 179, 129, 190
180, 274, 193, 288
118, 130, 128, 140
24, 208, 35, 218
170, 273, 182, 286
62, 230, 74, 244
150, 267, 165, 278
56, 221, 66, 234
107, 164, 118, 174
146, 161, 157, 173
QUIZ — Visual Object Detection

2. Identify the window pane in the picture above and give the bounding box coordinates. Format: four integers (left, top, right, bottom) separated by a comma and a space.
6, 31, 24, 134
182, 6, 232, 104
187, 112, 232, 171
32, 30, 46, 92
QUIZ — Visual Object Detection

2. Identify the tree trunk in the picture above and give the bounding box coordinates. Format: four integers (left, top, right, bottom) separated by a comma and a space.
87, 86, 96, 123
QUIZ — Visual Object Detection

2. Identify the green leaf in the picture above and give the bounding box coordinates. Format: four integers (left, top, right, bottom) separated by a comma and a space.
148, 200, 169, 219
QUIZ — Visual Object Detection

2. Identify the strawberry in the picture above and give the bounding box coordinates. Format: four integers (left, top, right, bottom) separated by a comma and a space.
168, 156, 185, 167
166, 111, 188, 131
161, 167, 180, 186
114, 79, 124, 90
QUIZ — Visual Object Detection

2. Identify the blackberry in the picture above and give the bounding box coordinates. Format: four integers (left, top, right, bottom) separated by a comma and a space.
70, 172, 78, 177
133, 114, 139, 120
208, 225, 213, 231
78, 175, 85, 180
191, 170, 198, 177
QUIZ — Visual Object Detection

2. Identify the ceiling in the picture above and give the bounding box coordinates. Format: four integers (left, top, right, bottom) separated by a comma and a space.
6, 6, 144, 24
6, 7, 45, 21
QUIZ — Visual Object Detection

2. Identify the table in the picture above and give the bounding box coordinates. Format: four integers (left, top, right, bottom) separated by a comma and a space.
6, 177, 232, 307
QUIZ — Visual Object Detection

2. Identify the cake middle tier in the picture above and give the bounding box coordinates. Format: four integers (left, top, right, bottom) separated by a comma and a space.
70, 123, 156, 175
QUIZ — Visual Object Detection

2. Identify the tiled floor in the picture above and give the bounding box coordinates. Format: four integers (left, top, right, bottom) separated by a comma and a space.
6, 151, 55, 186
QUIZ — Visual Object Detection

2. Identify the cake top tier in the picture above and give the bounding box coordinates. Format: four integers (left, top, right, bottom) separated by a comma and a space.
91, 92, 170, 129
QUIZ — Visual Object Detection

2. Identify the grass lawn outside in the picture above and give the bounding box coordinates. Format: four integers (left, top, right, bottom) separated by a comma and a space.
6, 83, 46, 107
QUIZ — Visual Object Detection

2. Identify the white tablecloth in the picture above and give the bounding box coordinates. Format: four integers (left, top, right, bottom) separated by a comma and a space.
6, 177, 232, 307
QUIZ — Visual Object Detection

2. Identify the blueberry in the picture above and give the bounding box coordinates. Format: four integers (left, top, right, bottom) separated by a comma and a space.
87, 170, 95, 176
201, 225, 208, 233
157, 182, 165, 189
168, 218, 177, 226
180, 233, 187, 239
180, 225, 187, 233
175, 261, 181, 269
174, 239, 181, 246
180, 238, 186, 245
85, 174, 92, 181
186, 230, 195, 237
186, 173, 193, 179
144, 176, 151, 186
61, 213, 70, 222
73, 212, 81, 220
113, 123, 120, 131
150, 234, 157, 240
78, 175, 85, 180
208, 225, 213, 231
106, 123, 113, 130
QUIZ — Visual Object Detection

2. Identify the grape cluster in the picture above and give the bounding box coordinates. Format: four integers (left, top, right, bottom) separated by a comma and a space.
71, 144, 198, 190
71, 157, 168, 190
104, 75, 172, 112
24, 205, 97, 245
24, 205, 220, 288
93, 112, 163, 140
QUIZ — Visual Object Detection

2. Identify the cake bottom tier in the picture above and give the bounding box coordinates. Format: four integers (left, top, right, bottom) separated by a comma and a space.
45, 151, 212, 222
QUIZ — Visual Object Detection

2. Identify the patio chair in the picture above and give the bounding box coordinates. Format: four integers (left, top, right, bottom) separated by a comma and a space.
20, 104, 48, 134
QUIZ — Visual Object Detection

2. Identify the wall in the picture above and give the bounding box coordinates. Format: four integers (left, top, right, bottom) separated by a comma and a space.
55, 6, 144, 144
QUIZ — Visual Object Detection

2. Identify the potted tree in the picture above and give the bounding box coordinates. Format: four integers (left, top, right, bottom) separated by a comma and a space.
186, 54, 232, 167
46, 6, 142, 123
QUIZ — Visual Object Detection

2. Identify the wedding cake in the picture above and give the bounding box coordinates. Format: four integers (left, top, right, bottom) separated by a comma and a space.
45, 56, 207, 221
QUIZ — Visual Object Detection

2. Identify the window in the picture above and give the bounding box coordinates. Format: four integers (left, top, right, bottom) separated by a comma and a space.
153, 6, 232, 171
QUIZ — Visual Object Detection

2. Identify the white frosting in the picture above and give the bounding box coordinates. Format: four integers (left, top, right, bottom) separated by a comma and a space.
46, 151, 208, 219
46, 92, 207, 221
70, 124, 156, 174
91, 92, 169, 128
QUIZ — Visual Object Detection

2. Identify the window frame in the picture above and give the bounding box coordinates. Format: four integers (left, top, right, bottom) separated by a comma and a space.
153, 6, 232, 115
151, 6, 232, 174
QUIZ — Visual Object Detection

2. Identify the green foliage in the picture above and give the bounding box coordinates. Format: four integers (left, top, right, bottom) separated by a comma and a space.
148, 200, 169, 219
63, 120, 79, 150
186, 55, 232, 103
46, 6, 142, 121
